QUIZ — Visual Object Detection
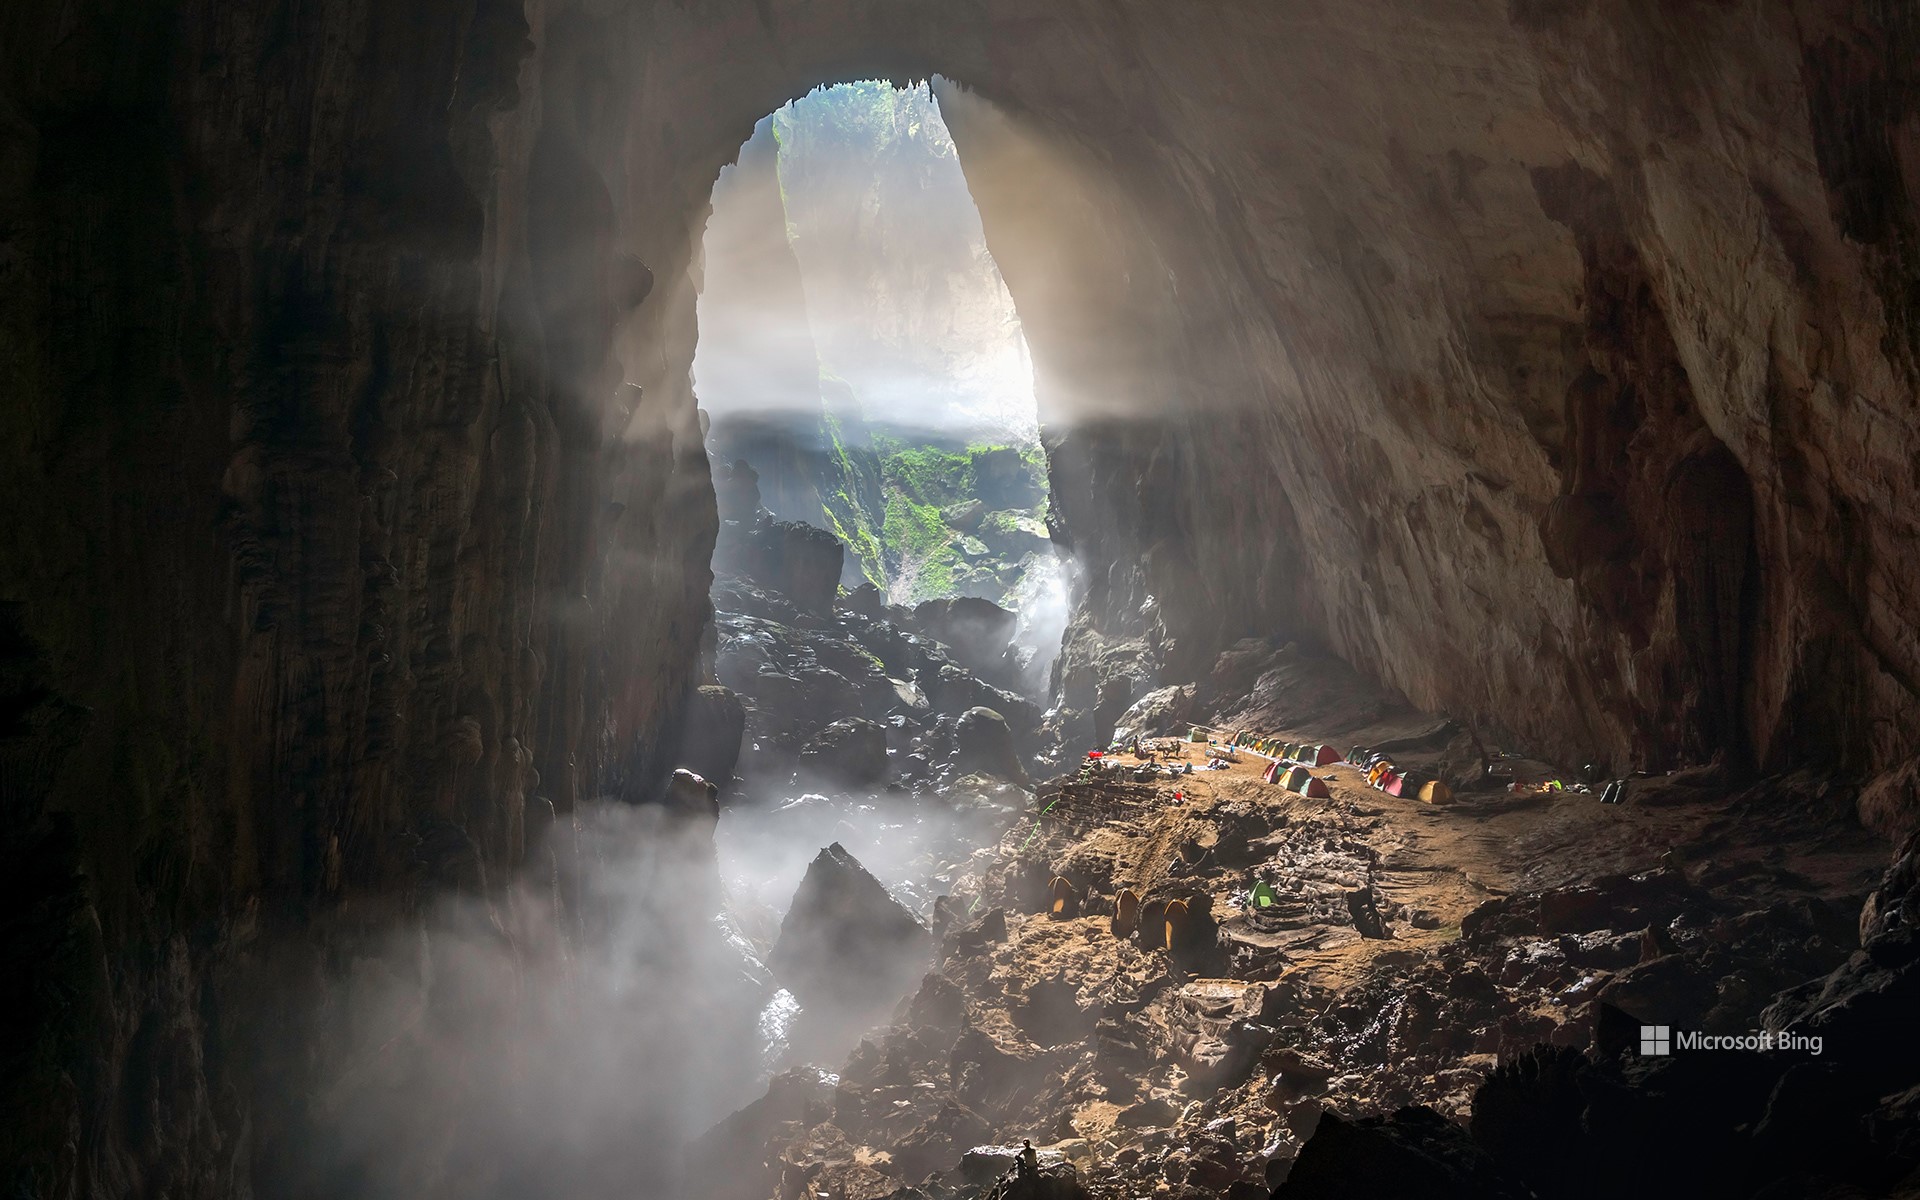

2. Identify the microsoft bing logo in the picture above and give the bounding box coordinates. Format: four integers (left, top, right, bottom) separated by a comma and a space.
1640, 1025, 1671, 1056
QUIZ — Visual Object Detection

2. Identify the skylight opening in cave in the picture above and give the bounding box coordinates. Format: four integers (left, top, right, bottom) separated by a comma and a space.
694, 79, 1059, 624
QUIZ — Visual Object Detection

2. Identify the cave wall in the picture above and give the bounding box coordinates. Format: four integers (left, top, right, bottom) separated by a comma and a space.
603, 0, 1919, 790
2, 0, 1918, 1194
0, 1, 713, 1193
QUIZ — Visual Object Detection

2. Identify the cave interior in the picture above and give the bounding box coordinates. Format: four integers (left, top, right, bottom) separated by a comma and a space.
3, 2, 1920, 1198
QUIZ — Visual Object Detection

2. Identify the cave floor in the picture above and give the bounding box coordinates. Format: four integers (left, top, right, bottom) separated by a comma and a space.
723, 717, 1889, 1200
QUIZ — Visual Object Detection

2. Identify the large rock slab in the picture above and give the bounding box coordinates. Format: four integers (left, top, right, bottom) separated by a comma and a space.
768, 843, 930, 1010
713, 515, 846, 615
954, 706, 1027, 783
797, 717, 890, 787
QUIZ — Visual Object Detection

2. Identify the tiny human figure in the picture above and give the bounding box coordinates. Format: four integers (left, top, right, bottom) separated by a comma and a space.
1018, 1140, 1038, 1180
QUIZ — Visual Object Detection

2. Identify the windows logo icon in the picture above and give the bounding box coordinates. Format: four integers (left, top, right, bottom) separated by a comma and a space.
1639, 1025, 1671, 1056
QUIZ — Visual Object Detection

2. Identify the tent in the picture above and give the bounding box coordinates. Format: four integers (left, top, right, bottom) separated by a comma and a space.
1163, 898, 1189, 951
1302, 744, 1338, 766
1249, 880, 1278, 909
1419, 779, 1452, 804
1112, 888, 1141, 937
1190, 728, 1206, 742
1281, 765, 1313, 791
1263, 760, 1282, 785
1048, 876, 1078, 918
1298, 775, 1331, 798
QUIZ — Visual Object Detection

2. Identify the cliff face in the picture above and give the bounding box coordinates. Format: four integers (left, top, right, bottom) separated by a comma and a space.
2, 0, 1918, 1195
698, 85, 1052, 606
612, 0, 1920, 796
0, 3, 714, 1194
770, 81, 1036, 440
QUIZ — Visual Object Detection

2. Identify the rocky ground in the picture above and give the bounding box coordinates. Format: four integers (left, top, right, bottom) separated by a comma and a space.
705, 460, 1050, 796
697, 640, 1920, 1200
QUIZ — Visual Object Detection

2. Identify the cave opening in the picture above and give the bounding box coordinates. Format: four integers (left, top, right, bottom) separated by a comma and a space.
697, 80, 1065, 669
689, 80, 1072, 1077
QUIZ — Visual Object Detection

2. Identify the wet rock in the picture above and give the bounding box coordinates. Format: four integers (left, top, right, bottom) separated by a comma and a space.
665, 768, 720, 819
799, 717, 891, 787
954, 707, 1027, 783
949, 1027, 1039, 1109
945, 907, 1008, 958
943, 499, 986, 531
692, 1067, 837, 1200
1015, 976, 1093, 1046
904, 972, 968, 1034
1595, 953, 1720, 1031
770, 843, 929, 1010
891, 1100, 992, 1181
970, 447, 1044, 508
1276, 1106, 1530, 1199
843, 581, 887, 619
910, 596, 1018, 685
714, 514, 846, 614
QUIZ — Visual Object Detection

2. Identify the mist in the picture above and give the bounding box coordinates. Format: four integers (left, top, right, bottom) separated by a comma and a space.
295, 775, 1026, 1200
694, 80, 1039, 444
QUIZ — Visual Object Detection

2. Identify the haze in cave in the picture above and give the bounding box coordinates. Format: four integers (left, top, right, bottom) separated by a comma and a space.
4, 6, 1920, 1200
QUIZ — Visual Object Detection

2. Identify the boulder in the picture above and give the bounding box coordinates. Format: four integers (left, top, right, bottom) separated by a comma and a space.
664, 768, 719, 819
942, 498, 986, 530
714, 457, 762, 522
712, 515, 845, 614
797, 717, 890, 787
677, 684, 744, 788
842, 581, 886, 619
768, 843, 929, 1009
954, 706, 1027, 783
1113, 684, 1198, 742
1276, 1106, 1530, 1199
969, 445, 1044, 508
911, 595, 1019, 684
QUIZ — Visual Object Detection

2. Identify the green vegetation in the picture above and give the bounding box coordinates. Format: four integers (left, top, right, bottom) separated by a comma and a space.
980, 509, 1026, 537
760, 81, 1047, 606
882, 491, 959, 599
803, 407, 1057, 605
873, 436, 975, 502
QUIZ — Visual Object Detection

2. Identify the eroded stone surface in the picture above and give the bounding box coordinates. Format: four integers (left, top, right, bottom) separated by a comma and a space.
4, 1, 1919, 1194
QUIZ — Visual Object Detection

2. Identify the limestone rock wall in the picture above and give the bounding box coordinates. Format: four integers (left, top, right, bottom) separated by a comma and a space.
603, 0, 1920, 790
3, 0, 1918, 1195
0, 1, 713, 1193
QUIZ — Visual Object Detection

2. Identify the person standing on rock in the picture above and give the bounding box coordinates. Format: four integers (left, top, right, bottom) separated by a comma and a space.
1018, 1140, 1038, 1180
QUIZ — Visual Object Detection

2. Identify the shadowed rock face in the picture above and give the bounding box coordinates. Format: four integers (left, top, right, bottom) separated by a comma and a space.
2, 0, 1918, 1195
768, 842, 930, 1011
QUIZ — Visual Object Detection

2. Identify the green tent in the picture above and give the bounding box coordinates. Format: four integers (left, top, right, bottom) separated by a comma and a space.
1249, 880, 1278, 909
